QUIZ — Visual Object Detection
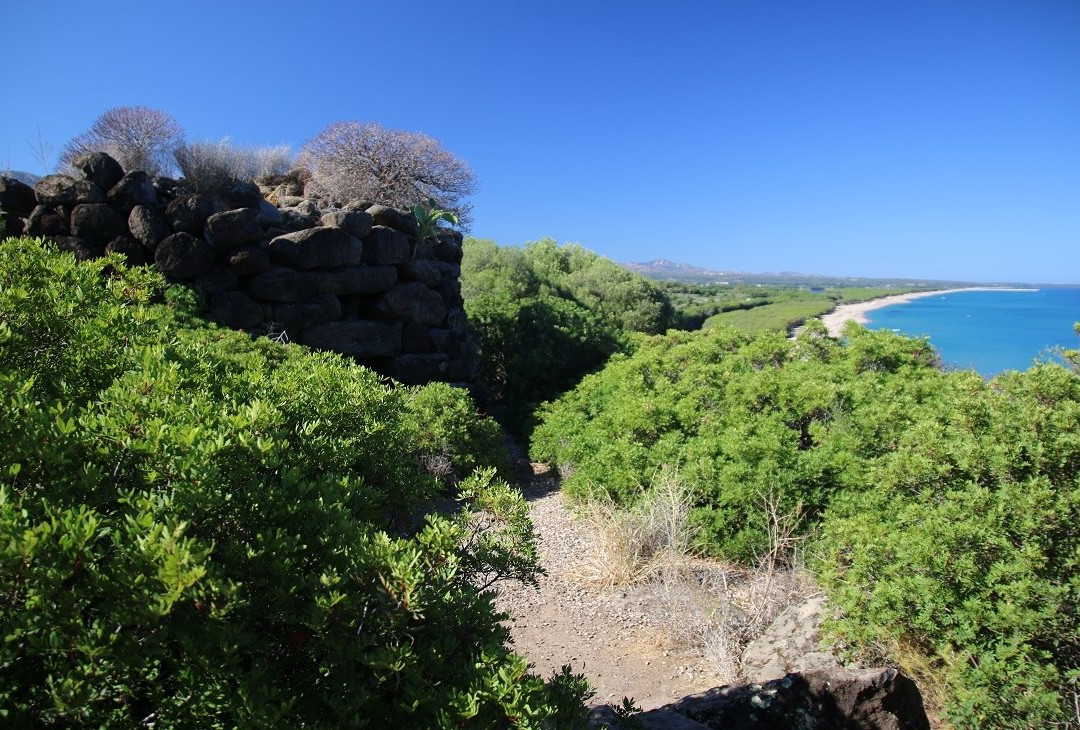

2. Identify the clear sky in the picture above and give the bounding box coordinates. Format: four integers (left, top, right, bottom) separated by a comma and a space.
3, 1, 1078, 284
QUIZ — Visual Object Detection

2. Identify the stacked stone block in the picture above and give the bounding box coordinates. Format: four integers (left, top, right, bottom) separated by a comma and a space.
0, 152, 474, 385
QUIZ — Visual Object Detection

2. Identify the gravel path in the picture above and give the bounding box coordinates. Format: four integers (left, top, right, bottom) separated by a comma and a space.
493, 463, 723, 710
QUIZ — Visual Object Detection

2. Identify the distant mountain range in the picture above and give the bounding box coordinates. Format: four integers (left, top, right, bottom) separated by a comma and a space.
2, 170, 42, 186
622, 258, 995, 289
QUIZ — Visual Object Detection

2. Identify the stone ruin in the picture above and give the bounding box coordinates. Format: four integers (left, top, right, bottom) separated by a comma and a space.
0, 152, 474, 386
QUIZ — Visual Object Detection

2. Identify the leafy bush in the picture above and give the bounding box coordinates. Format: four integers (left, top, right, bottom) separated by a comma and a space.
815, 364, 1080, 728
0, 237, 590, 727
530, 316, 1080, 724
462, 237, 674, 436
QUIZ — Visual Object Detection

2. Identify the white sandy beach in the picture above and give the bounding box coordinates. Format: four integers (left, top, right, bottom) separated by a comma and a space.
820, 287, 1038, 337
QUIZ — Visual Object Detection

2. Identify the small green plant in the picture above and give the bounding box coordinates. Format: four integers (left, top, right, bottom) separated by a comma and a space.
412, 196, 459, 240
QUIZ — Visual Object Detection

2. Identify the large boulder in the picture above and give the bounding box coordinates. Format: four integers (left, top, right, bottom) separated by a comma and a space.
392, 353, 449, 385
376, 282, 446, 325
206, 208, 263, 251
267, 227, 364, 270
109, 171, 159, 210
366, 204, 419, 237
222, 180, 263, 209
105, 236, 149, 267
255, 198, 282, 227
363, 225, 410, 265
128, 205, 170, 250
227, 246, 272, 275
166, 193, 225, 235
50, 235, 103, 261
320, 210, 373, 239
271, 294, 342, 334
249, 266, 396, 302
154, 232, 215, 279
0, 175, 39, 217
298, 320, 402, 358
634, 668, 930, 730
741, 594, 840, 682
70, 203, 125, 242
72, 151, 124, 191
34, 175, 106, 206
209, 291, 265, 330
25, 205, 69, 237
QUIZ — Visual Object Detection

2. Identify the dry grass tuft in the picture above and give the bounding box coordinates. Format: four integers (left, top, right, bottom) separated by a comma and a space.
578, 474, 816, 683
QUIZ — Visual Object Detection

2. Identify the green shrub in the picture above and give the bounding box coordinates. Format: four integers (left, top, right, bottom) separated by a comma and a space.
0, 237, 590, 727
530, 316, 1080, 725
462, 237, 673, 436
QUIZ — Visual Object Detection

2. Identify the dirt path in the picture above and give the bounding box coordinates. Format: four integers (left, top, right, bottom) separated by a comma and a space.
493, 463, 723, 711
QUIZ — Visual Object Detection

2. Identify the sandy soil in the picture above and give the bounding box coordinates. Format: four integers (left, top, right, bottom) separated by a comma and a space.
819, 287, 1036, 337
493, 463, 723, 711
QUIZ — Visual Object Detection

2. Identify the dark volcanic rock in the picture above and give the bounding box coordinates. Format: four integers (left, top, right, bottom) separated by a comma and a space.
256, 198, 282, 227
1, 175, 39, 217
271, 294, 342, 334
228, 246, 272, 275
223, 180, 263, 209
321, 210, 373, 239
72, 151, 124, 191
267, 227, 364, 270
363, 225, 410, 265
105, 236, 148, 266
393, 353, 449, 385
298, 320, 402, 358
376, 282, 446, 325
635, 667, 930, 730
71, 203, 125, 241
109, 171, 159, 210
166, 193, 225, 235
209, 291, 265, 330
35, 175, 106, 206
155, 232, 215, 279
206, 208, 263, 251
249, 266, 396, 302
25, 205, 69, 236
128, 205, 169, 250
366, 204, 419, 236
192, 268, 239, 297
51, 235, 103, 261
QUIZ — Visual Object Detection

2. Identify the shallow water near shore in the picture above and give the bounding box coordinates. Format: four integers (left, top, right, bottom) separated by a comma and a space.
864, 287, 1080, 377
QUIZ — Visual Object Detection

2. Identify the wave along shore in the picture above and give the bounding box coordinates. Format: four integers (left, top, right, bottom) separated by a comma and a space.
820, 287, 1038, 338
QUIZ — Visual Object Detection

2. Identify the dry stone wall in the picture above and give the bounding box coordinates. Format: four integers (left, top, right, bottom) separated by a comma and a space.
0, 152, 474, 385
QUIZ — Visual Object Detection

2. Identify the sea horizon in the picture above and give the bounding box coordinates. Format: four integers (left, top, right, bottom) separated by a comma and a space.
864, 286, 1080, 377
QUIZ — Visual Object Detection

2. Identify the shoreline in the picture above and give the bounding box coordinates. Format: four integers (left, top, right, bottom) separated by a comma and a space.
820, 287, 1038, 337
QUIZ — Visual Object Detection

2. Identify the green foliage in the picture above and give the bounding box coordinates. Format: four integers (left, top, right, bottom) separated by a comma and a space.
461, 237, 673, 435
0, 237, 589, 727
531, 317, 1080, 725
412, 196, 459, 241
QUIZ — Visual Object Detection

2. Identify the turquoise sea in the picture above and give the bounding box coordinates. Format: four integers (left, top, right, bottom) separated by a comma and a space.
864, 287, 1080, 378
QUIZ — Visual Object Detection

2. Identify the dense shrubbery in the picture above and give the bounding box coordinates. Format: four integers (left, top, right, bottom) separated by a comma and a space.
461, 237, 673, 435
531, 319, 1080, 725
0, 237, 590, 727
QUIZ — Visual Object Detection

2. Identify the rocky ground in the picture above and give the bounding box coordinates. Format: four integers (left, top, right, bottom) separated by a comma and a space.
492, 462, 724, 710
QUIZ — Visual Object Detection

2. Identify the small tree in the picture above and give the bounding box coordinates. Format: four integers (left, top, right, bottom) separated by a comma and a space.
300, 121, 477, 229
60, 106, 184, 177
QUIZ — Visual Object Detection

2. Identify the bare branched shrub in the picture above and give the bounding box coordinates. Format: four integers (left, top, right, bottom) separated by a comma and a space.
299, 121, 476, 229
173, 139, 293, 192
60, 106, 184, 176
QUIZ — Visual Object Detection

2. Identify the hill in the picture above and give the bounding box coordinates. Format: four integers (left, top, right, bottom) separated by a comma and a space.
623, 258, 1009, 289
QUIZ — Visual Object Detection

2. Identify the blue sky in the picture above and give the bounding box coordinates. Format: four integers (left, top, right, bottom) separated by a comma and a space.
4, 1, 1078, 284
